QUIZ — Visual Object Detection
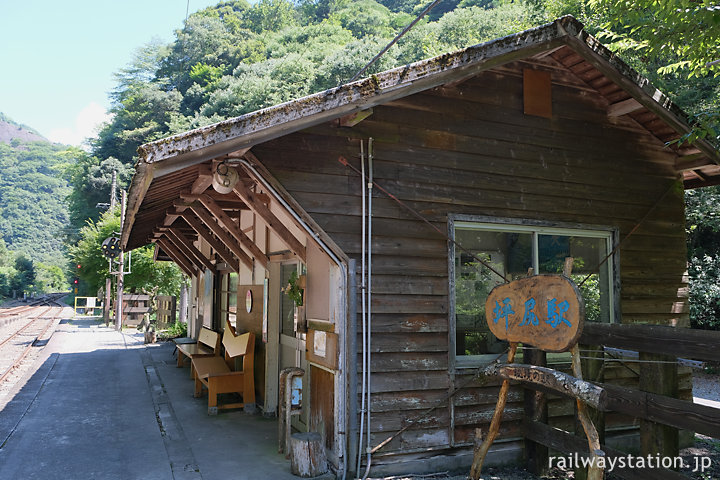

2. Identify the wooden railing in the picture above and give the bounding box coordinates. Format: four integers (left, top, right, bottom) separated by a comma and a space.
519, 323, 720, 479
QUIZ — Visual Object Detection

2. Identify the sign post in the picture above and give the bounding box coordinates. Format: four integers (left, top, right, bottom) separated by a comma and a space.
470, 266, 604, 480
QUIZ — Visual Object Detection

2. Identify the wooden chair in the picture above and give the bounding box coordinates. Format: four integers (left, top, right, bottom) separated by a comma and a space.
192, 329, 255, 415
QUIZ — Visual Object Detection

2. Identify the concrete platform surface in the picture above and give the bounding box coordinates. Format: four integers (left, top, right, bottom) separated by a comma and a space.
0, 317, 317, 480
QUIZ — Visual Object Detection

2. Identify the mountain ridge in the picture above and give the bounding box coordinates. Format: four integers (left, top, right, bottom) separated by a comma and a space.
0, 112, 48, 144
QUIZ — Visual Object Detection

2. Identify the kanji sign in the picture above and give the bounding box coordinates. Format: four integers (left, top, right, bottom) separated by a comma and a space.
485, 275, 584, 352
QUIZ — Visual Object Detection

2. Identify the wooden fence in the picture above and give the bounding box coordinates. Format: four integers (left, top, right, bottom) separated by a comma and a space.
156, 295, 177, 329
121, 294, 150, 327
519, 323, 720, 479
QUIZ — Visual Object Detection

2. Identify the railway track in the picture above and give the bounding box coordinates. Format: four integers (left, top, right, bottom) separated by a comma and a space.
0, 292, 67, 320
0, 295, 67, 387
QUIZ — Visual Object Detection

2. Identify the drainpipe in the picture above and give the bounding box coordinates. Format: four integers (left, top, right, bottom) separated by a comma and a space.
347, 259, 359, 477
357, 141, 368, 477
361, 138, 374, 480
237, 159, 349, 478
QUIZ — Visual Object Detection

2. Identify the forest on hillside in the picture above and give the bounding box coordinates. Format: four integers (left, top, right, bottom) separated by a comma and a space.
3, 0, 719, 329
0, 115, 71, 297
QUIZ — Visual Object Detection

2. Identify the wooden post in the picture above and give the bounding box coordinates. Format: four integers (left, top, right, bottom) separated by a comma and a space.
115, 190, 126, 331
575, 344, 605, 480
179, 282, 188, 324
104, 277, 111, 327
571, 344, 604, 480
289, 432, 328, 478
640, 352, 678, 459
470, 342, 517, 479
524, 347, 548, 475
523, 266, 548, 475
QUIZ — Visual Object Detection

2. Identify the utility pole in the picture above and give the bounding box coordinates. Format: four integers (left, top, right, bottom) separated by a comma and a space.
104, 170, 117, 327
110, 170, 117, 211
115, 190, 126, 331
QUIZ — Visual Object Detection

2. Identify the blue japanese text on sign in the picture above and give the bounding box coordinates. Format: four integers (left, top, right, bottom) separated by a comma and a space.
485, 275, 584, 352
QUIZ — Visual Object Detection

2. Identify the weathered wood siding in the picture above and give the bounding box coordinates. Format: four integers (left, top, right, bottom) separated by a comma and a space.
253, 58, 688, 467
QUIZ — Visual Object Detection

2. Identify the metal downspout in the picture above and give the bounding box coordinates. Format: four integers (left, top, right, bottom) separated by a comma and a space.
347, 259, 359, 478
357, 142, 368, 476
361, 138, 374, 480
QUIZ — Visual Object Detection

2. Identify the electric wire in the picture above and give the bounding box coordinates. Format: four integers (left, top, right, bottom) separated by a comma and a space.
338, 156, 509, 283
577, 181, 676, 287
345, 0, 445, 85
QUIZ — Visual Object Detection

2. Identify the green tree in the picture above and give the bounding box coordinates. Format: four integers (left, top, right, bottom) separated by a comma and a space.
70, 208, 185, 298
684, 186, 720, 330
0, 134, 72, 267
246, 0, 298, 33
36, 263, 68, 293
61, 150, 134, 240
11, 255, 36, 295
589, 0, 720, 145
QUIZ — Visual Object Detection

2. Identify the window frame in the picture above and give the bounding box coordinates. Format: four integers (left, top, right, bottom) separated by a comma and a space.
448, 214, 620, 371
219, 271, 238, 331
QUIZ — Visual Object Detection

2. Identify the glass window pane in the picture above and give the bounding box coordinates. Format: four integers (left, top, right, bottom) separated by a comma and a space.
281, 264, 296, 336
538, 235, 610, 323
455, 229, 532, 356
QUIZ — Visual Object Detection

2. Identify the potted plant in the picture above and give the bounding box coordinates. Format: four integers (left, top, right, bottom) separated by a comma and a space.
283, 271, 306, 332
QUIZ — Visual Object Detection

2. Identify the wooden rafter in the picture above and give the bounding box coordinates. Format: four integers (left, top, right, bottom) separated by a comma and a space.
163, 212, 180, 227
336, 108, 373, 127
179, 210, 241, 272
693, 170, 710, 181
190, 164, 213, 194
232, 172, 306, 263
676, 152, 711, 171
164, 228, 216, 273
185, 205, 254, 270
156, 237, 196, 277
607, 97, 642, 117
195, 194, 270, 268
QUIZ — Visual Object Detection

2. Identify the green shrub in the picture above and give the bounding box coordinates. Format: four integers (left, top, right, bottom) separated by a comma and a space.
689, 255, 720, 330
159, 321, 188, 340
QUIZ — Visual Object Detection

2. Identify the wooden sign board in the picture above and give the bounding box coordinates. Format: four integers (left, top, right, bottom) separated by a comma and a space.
485, 275, 584, 352
306, 329, 338, 371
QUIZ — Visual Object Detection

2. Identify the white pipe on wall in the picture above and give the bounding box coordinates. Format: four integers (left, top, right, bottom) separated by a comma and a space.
357, 141, 367, 475
361, 138, 374, 480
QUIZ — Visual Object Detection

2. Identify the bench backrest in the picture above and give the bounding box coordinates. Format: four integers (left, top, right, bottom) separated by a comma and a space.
198, 327, 221, 353
222, 329, 255, 372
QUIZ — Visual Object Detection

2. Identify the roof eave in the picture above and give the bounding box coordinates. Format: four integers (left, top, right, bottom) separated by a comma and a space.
138, 17, 576, 170
560, 23, 720, 167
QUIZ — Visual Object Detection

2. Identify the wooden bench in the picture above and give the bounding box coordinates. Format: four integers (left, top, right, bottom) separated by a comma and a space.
175, 327, 221, 376
192, 329, 255, 415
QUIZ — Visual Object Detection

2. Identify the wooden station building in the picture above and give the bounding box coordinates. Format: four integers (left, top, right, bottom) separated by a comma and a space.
121, 16, 720, 478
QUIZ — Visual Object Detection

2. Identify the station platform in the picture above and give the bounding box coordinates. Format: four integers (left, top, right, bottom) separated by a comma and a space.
0, 316, 314, 480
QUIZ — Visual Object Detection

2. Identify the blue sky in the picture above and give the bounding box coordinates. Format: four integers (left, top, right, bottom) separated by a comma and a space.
0, 0, 222, 146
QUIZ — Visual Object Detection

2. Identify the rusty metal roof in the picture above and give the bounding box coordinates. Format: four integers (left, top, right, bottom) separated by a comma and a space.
123, 15, 720, 250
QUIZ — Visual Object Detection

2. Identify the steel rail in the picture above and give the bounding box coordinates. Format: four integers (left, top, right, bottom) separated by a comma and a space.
0, 306, 60, 384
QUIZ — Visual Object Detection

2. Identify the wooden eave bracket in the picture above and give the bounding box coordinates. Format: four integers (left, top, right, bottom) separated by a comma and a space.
233, 175, 306, 263
165, 228, 217, 273
187, 202, 256, 269
335, 108, 373, 127
563, 33, 720, 167
190, 164, 213, 195
178, 210, 241, 273
676, 152, 711, 172
156, 237, 196, 277
607, 97, 642, 117
196, 193, 270, 269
